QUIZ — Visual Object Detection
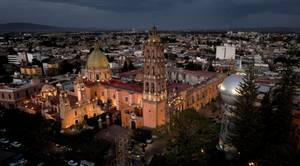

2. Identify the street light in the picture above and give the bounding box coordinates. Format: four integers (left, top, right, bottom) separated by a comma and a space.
249, 162, 254, 166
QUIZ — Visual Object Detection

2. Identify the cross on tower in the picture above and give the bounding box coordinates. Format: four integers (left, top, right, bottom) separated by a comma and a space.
152, 15, 157, 26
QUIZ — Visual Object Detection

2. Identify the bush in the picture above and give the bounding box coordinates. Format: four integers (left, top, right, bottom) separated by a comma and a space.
131, 128, 152, 142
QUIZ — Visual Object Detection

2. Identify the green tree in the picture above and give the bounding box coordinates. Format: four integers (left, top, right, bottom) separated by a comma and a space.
122, 61, 128, 72
74, 55, 80, 59
207, 101, 218, 116
128, 61, 136, 71
155, 108, 219, 165
31, 59, 42, 67
183, 56, 189, 60
207, 64, 215, 72
59, 60, 75, 74
47, 67, 59, 76
7, 47, 17, 55
228, 67, 264, 163
260, 61, 299, 165
268, 61, 297, 143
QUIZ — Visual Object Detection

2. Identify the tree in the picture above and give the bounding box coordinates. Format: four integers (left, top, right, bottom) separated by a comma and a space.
47, 67, 59, 76
122, 61, 128, 72
155, 108, 220, 165
268, 60, 296, 145
74, 55, 80, 59
59, 60, 75, 74
31, 59, 42, 67
7, 47, 17, 55
207, 64, 215, 72
207, 101, 218, 116
259, 61, 299, 165
128, 61, 136, 71
228, 67, 264, 163
164, 53, 169, 60
183, 56, 189, 60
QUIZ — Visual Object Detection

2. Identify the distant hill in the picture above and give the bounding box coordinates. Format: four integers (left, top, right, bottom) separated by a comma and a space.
0, 23, 113, 32
231, 27, 300, 33
0, 23, 299, 33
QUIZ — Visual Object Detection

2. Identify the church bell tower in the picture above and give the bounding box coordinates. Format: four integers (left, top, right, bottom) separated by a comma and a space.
143, 27, 167, 128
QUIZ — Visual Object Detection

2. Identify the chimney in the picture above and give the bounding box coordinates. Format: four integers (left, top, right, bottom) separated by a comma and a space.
25, 51, 29, 65
21, 59, 24, 67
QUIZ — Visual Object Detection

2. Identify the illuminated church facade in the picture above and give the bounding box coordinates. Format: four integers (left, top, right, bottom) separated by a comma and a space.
20, 27, 227, 129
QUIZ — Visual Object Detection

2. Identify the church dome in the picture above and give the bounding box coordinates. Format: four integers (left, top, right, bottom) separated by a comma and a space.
134, 69, 144, 82
218, 74, 244, 106
147, 27, 161, 44
218, 58, 246, 106
41, 81, 55, 92
87, 43, 109, 68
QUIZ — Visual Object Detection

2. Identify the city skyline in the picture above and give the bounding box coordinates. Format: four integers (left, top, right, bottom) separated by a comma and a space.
1, 0, 300, 30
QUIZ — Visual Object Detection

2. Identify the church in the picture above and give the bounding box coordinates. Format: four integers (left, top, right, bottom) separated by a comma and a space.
20, 27, 227, 129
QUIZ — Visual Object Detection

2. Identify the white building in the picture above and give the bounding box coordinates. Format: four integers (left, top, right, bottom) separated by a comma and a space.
216, 43, 236, 60
7, 52, 41, 65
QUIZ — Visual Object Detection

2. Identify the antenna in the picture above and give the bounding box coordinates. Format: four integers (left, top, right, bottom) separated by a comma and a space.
227, 9, 230, 34
152, 15, 157, 27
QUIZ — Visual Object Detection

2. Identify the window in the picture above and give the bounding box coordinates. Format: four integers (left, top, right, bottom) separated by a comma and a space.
95, 91, 98, 96
75, 111, 77, 116
101, 92, 104, 96
1, 94, 3, 99
8, 94, 11, 99
84, 107, 86, 112
90, 74, 92, 79
25, 90, 29, 97
93, 104, 95, 109
75, 120, 78, 124
113, 94, 115, 99
34, 87, 36, 92
125, 97, 128, 102
96, 74, 99, 80
17, 93, 19, 98
149, 110, 151, 113
161, 110, 163, 112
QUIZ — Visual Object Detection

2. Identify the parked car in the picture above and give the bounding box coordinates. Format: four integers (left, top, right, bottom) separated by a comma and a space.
60, 156, 70, 163
0, 138, 9, 144
132, 152, 140, 158
146, 139, 153, 144
68, 160, 78, 166
10, 141, 22, 148
37, 163, 45, 166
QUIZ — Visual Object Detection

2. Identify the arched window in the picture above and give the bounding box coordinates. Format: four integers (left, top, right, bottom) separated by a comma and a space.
151, 83, 155, 93
152, 67, 155, 75
146, 82, 149, 92
158, 83, 161, 92
147, 66, 150, 75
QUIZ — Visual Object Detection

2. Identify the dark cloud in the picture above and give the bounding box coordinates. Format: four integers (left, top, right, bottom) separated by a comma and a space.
33, 0, 197, 13
0, 0, 300, 29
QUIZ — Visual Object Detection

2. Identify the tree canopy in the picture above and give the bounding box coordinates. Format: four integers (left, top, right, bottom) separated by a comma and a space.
155, 108, 220, 165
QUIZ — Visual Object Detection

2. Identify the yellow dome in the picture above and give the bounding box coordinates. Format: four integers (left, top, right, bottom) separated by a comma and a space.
134, 69, 144, 82
147, 27, 162, 44
41, 81, 55, 92
87, 43, 109, 68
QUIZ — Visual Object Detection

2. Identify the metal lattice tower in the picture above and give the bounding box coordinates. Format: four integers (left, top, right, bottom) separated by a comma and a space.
115, 133, 130, 166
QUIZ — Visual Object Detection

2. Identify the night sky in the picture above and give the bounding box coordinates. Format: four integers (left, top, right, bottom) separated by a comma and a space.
1, 0, 300, 30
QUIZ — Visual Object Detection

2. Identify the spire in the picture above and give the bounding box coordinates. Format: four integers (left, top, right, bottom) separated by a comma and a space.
235, 57, 245, 74
94, 43, 99, 50
152, 27, 157, 35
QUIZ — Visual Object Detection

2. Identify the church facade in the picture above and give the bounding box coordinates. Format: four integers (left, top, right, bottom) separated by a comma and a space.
20, 27, 227, 129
